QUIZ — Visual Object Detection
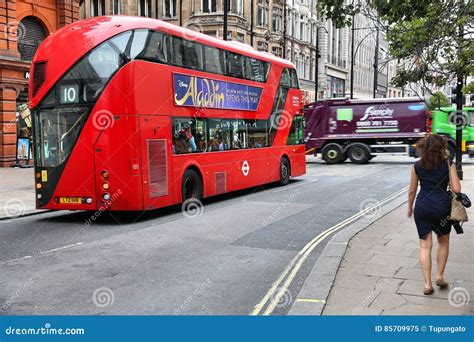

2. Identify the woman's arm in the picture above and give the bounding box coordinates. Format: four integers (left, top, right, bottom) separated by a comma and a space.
407, 166, 418, 217
449, 163, 462, 193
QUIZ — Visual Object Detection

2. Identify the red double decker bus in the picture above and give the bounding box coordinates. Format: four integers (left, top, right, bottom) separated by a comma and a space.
29, 16, 306, 211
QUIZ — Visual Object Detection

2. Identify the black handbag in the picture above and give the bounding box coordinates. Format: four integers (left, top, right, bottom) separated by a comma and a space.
457, 193, 471, 208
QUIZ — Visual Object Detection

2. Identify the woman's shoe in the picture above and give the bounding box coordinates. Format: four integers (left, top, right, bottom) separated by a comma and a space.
436, 279, 449, 289
423, 287, 434, 295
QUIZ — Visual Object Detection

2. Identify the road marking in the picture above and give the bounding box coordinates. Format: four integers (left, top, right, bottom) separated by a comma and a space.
40, 242, 84, 255
295, 298, 326, 304
272, 179, 319, 193
251, 186, 409, 315
1, 255, 32, 265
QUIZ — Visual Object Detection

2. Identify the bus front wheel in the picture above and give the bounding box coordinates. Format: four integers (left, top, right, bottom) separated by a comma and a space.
279, 157, 291, 186
181, 168, 203, 201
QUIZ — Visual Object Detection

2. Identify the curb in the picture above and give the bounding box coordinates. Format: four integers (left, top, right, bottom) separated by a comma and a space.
0, 209, 51, 221
288, 193, 408, 315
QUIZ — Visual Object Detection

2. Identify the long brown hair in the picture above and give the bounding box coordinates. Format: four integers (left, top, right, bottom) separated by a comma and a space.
419, 135, 448, 170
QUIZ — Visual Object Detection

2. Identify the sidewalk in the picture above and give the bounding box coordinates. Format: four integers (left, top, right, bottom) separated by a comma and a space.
291, 166, 474, 315
0, 167, 43, 219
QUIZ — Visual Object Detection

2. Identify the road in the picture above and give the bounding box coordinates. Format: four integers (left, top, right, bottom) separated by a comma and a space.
0, 156, 436, 315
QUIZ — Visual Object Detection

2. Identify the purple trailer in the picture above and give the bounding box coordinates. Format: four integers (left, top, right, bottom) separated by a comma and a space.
304, 97, 428, 164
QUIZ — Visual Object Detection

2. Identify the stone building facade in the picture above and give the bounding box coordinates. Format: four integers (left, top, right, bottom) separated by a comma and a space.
0, 0, 80, 167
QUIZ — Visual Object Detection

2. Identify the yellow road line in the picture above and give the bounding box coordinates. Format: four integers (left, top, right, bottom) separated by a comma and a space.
295, 298, 326, 304
251, 186, 408, 315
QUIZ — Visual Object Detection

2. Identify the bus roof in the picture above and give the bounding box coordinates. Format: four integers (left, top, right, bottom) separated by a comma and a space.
30, 15, 295, 107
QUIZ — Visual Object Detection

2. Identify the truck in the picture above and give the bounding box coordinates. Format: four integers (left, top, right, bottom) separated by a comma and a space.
304, 97, 428, 164
430, 106, 474, 157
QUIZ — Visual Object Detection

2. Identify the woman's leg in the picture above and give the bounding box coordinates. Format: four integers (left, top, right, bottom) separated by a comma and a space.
419, 231, 433, 289
436, 233, 450, 282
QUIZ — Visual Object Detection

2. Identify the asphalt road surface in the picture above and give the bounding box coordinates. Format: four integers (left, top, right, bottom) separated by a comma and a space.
0, 156, 447, 315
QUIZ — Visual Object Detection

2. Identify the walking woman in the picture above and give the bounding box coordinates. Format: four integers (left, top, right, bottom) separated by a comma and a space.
407, 135, 461, 295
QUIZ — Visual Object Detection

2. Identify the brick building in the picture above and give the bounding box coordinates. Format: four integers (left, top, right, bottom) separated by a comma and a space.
0, 0, 80, 167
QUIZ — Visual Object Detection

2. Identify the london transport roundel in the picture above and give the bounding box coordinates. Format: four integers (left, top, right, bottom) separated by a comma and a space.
242, 161, 250, 176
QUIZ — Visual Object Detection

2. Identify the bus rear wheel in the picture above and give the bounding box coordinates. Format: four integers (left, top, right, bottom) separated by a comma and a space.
348, 143, 371, 164
321, 143, 344, 164
181, 168, 203, 201
279, 157, 291, 186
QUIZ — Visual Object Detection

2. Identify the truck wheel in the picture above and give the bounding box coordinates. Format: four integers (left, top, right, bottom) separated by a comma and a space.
279, 157, 291, 186
181, 168, 203, 201
321, 143, 345, 164
348, 143, 371, 164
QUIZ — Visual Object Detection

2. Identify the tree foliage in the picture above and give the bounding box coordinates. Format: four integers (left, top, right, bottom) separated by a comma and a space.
428, 91, 451, 110
316, 0, 474, 95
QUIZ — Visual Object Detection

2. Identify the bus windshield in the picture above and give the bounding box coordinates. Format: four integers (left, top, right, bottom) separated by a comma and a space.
34, 107, 89, 167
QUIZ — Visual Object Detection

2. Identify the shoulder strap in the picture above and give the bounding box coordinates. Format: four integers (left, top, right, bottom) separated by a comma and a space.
447, 160, 454, 193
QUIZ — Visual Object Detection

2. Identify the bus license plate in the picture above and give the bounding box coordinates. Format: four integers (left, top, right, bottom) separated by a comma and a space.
59, 197, 82, 204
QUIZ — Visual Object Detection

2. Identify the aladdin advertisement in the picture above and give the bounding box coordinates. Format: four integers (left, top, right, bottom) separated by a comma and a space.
173, 73, 263, 111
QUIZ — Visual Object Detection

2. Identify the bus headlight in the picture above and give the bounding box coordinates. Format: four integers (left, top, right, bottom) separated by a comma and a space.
102, 193, 111, 201
102, 182, 110, 190
37, 194, 42, 199
86, 197, 93, 204
101, 171, 110, 179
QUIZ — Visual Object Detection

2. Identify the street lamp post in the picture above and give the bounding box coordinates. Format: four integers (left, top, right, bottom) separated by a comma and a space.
314, 26, 328, 101
349, 24, 378, 99
373, 25, 380, 98
223, 0, 228, 41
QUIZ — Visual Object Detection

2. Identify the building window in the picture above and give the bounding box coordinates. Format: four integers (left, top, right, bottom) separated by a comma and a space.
272, 7, 282, 32
18, 16, 47, 61
235, 0, 244, 15
257, 0, 269, 27
163, 0, 176, 17
202, 0, 217, 13
112, 0, 121, 14
138, 0, 151, 17
91, 0, 105, 16
272, 46, 282, 58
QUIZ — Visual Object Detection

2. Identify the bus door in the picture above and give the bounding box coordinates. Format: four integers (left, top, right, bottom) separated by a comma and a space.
93, 114, 143, 211
140, 115, 173, 209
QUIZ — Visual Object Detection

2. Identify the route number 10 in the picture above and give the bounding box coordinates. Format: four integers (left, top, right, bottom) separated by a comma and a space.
60, 84, 79, 104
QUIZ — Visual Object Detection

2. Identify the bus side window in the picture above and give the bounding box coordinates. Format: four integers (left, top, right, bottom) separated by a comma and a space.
289, 68, 300, 89
226, 52, 244, 79
208, 119, 231, 151
130, 29, 150, 60
280, 68, 291, 88
169, 36, 185, 67
139, 30, 168, 63
203, 46, 225, 75
287, 116, 304, 145
248, 120, 268, 148
183, 40, 204, 71
172, 118, 206, 154
245, 57, 264, 82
